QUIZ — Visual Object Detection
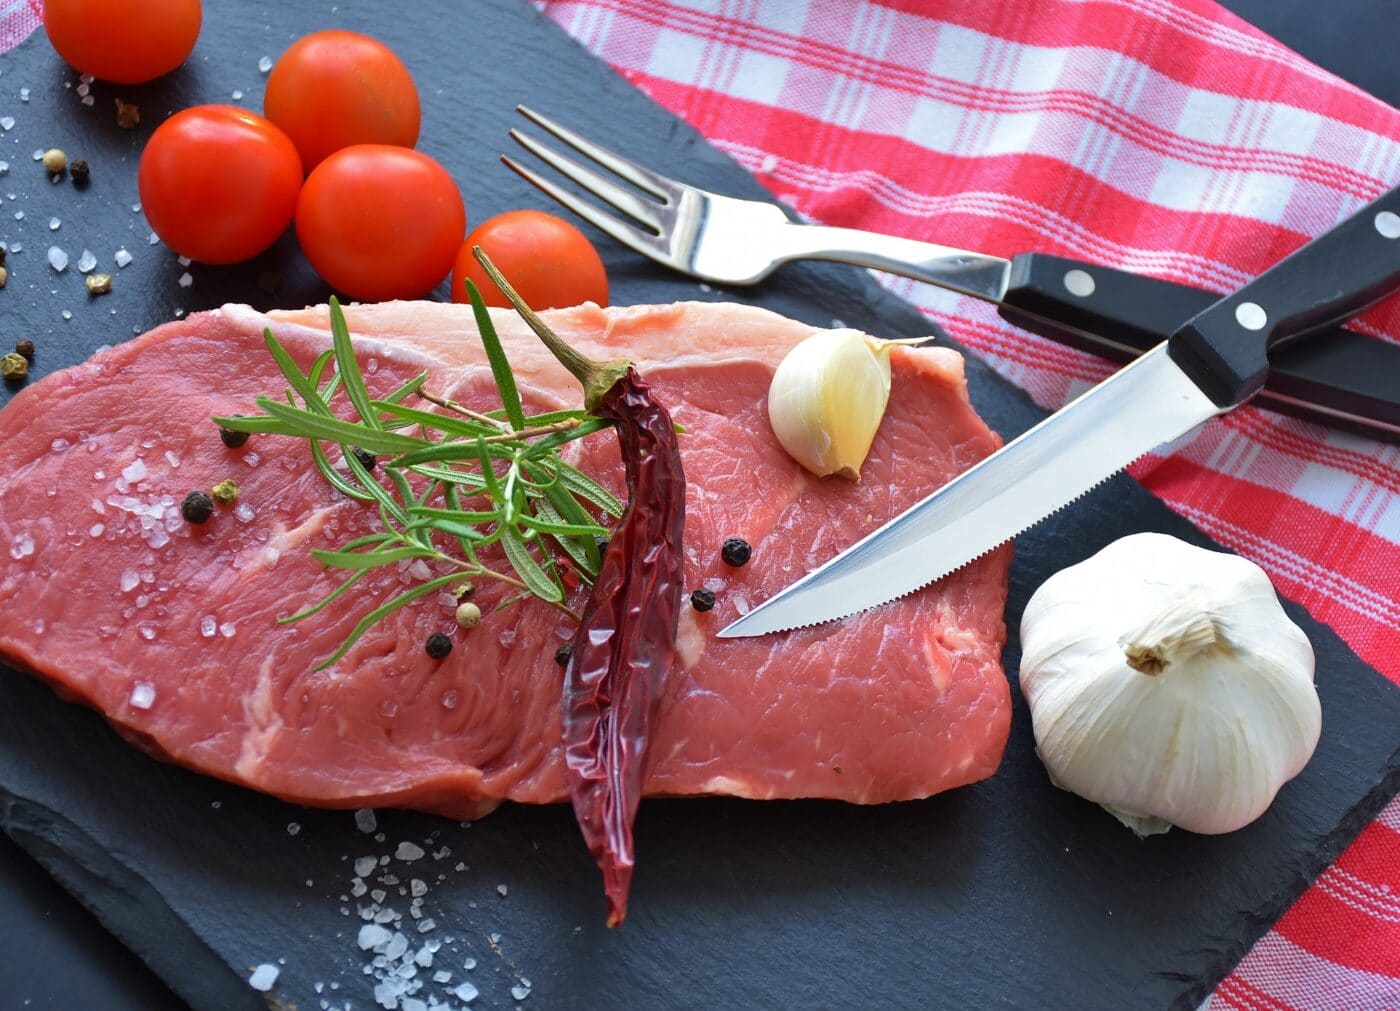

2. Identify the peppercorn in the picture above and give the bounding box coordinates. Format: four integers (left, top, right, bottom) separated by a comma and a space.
210, 479, 239, 505
1, 352, 27, 381
689, 588, 716, 612
115, 98, 140, 130
720, 537, 752, 567
554, 642, 575, 668
455, 602, 481, 629
454, 581, 475, 600
85, 272, 112, 295
0, 266, 8, 290
41, 148, 67, 174
424, 632, 453, 660
14, 339, 33, 359
69, 159, 90, 186
181, 490, 213, 524
218, 426, 250, 449
595, 536, 610, 555
349, 447, 377, 471
0, 247, 6, 266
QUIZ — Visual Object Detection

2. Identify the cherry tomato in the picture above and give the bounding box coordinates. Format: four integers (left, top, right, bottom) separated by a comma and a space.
42, 0, 201, 85
139, 106, 302, 265
296, 145, 465, 301
451, 210, 608, 310
264, 30, 420, 172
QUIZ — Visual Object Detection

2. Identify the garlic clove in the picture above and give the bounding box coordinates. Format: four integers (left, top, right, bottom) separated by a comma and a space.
1020, 532, 1320, 836
767, 328, 916, 481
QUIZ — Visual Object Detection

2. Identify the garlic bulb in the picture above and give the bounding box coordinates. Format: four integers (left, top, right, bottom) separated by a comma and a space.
768, 329, 912, 481
1020, 532, 1320, 837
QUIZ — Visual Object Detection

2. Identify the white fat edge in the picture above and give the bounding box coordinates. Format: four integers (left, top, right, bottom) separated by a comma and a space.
223, 303, 448, 374
234, 651, 288, 780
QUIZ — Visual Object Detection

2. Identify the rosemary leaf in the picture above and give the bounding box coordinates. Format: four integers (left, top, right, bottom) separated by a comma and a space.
253, 398, 423, 454
328, 297, 382, 430
311, 544, 436, 570
465, 279, 527, 431
501, 530, 564, 604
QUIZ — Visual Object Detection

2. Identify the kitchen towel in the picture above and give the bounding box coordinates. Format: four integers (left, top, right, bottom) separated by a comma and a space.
529, 1, 1399, 1009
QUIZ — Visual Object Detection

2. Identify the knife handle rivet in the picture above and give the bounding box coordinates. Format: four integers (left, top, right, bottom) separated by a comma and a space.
1235, 302, 1268, 331
1063, 269, 1096, 297
1376, 210, 1400, 239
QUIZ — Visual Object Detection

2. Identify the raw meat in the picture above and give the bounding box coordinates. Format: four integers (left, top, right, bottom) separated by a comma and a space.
0, 300, 1011, 818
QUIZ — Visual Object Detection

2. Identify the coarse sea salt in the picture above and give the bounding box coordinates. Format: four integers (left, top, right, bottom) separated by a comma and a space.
115, 247, 134, 267
234, 502, 256, 523
512, 983, 532, 1000
200, 615, 217, 638
121, 568, 140, 592
454, 981, 479, 1002
355, 809, 378, 834
395, 841, 425, 862
49, 216, 60, 231
358, 923, 392, 951
354, 855, 377, 877
77, 249, 97, 273
219, 621, 236, 638
129, 682, 156, 709
122, 459, 148, 482
48, 246, 69, 272
258, 56, 273, 73
178, 271, 193, 288
248, 964, 279, 992
0, 117, 13, 131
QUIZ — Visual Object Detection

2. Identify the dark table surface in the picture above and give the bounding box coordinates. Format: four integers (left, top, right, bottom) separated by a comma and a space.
1, 2, 1395, 1008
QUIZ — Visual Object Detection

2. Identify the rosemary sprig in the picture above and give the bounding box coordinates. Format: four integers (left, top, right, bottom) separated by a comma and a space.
214, 286, 621, 671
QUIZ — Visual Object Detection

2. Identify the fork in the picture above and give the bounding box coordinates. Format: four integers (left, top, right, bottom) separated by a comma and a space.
502, 105, 1399, 442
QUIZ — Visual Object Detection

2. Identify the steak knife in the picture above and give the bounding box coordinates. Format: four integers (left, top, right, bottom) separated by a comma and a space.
719, 186, 1400, 638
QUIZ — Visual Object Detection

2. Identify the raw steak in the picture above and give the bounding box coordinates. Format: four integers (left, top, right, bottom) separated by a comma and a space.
0, 300, 1011, 818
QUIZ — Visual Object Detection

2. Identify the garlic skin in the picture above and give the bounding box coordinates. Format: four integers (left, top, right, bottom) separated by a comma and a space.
1020, 532, 1320, 837
767, 329, 901, 481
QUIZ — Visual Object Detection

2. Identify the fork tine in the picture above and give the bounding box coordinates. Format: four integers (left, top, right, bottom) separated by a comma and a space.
516, 105, 675, 202
500, 155, 675, 266
509, 129, 667, 235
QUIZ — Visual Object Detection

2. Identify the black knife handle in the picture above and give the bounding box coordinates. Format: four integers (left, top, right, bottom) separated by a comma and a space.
1168, 185, 1400, 407
998, 254, 1400, 441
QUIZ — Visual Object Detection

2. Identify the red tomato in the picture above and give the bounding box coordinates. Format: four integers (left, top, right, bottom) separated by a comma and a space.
452, 210, 608, 310
43, 0, 201, 84
296, 145, 465, 301
264, 30, 420, 172
138, 106, 302, 265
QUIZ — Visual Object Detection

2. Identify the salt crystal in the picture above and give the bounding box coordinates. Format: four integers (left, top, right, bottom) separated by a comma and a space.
384, 932, 409, 960
81, 94, 94, 106
120, 568, 140, 592
7, 242, 19, 252
703, 576, 726, 592
18, 89, 27, 102
453, 982, 478, 1002
234, 502, 255, 523
76, 249, 97, 273
439, 689, 458, 710
372, 980, 400, 1008
371, 888, 388, 903
287, 822, 301, 836
200, 615, 217, 638
146, 525, 170, 549
410, 879, 427, 897
374, 907, 397, 924
401, 999, 426, 1011
379, 699, 399, 719
415, 918, 435, 933
131, 202, 141, 213
496, 883, 507, 897
178, 255, 191, 266
396, 842, 425, 862
138, 622, 158, 641
248, 964, 279, 992
52, 439, 70, 451
407, 559, 431, 581
463, 957, 476, 970
177, 271, 194, 289
0, 117, 13, 131
129, 681, 156, 708
355, 809, 378, 834
122, 459, 148, 482
76, 81, 90, 97
219, 621, 236, 638
432, 970, 451, 984
351, 879, 367, 897
0, 162, 7, 175
88, 523, 104, 537
232, 89, 244, 101
165, 450, 181, 467
48, 246, 69, 272
511, 984, 531, 1000
49, 217, 60, 231
488, 933, 500, 944
148, 232, 159, 245
355, 856, 378, 877
413, 946, 432, 968
497, 628, 517, 647
733, 594, 751, 615
62, 311, 73, 321
258, 56, 273, 72
358, 923, 392, 950
13, 211, 23, 221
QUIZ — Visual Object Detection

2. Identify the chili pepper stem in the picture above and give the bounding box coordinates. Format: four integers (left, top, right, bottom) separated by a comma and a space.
473, 247, 630, 413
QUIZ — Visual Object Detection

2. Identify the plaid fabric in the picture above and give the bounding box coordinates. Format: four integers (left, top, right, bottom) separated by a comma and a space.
4, 1, 1398, 1007
530, 1, 1400, 1008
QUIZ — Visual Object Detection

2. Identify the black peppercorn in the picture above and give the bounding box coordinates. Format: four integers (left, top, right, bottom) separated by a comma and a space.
554, 642, 574, 668
69, 159, 90, 185
720, 537, 752, 567
350, 447, 377, 471
689, 588, 716, 612
181, 490, 213, 524
15, 338, 35, 360
595, 536, 610, 555
424, 633, 453, 660
219, 426, 250, 449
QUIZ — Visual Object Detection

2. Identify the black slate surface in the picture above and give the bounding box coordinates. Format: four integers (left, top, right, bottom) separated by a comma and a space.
1, 2, 1397, 1009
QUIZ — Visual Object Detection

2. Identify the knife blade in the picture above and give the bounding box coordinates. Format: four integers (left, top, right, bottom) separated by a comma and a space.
719, 185, 1400, 638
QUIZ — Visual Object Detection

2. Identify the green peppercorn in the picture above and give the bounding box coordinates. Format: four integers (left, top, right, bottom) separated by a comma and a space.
181, 491, 213, 524
1, 352, 28, 381
554, 642, 574, 668
425, 633, 453, 660
690, 588, 716, 612
210, 479, 239, 505
350, 446, 377, 471
721, 537, 752, 567
219, 426, 250, 449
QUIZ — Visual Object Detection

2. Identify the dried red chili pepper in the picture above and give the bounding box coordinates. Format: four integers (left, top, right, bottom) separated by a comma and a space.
477, 251, 686, 927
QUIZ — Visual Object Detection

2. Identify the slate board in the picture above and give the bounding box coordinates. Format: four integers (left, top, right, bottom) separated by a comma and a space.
1, 2, 1397, 1009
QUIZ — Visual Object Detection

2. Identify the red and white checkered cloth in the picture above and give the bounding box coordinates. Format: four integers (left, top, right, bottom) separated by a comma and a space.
4, 0, 1398, 1006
